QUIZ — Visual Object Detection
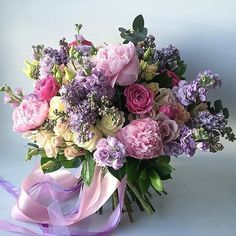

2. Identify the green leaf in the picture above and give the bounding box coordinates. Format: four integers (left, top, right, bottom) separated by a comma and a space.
126, 159, 140, 182
25, 147, 40, 160
108, 163, 126, 181
139, 169, 150, 193
81, 151, 95, 186
149, 169, 163, 192
132, 15, 144, 32
58, 155, 75, 168
214, 100, 223, 113
27, 142, 39, 148
157, 155, 171, 163
223, 107, 229, 119
41, 156, 62, 173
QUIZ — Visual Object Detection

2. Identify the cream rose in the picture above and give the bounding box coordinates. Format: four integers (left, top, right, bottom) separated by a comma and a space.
48, 96, 66, 120
73, 126, 103, 152
64, 146, 81, 160
97, 111, 125, 136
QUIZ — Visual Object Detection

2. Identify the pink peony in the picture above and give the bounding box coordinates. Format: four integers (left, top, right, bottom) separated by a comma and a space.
12, 99, 49, 132
117, 118, 164, 159
96, 42, 139, 87
124, 83, 154, 115
155, 113, 179, 143
34, 75, 60, 102
159, 104, 179, 120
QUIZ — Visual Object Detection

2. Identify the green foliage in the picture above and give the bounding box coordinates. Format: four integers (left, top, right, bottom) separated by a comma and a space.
208, 99, 230, 119
108, 163, 126, 181
149, 169, 163, 192
81, 151, 96, 186
118, 15, 148, 44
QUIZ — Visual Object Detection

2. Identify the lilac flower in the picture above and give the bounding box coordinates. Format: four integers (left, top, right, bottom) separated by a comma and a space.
94, 137, 126, 170
60, 68, 115, 141
196, 141, 209, 151
39, 55, 54, 79
196, 70, 222, 89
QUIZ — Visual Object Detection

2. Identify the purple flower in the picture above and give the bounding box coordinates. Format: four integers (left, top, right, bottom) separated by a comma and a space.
94, 137, 126, 170
164, 141, 184, 157
196, 70, 222, 89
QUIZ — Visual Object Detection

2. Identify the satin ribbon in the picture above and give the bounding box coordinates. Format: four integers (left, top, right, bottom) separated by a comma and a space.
0, 165, 126, 236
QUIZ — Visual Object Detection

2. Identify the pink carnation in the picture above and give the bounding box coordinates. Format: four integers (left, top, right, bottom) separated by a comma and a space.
117, 118, 164, 159
12, 99, 49, 132
124, 83, 154, 115
34, 75, 60, 102
96, 42, 139, 87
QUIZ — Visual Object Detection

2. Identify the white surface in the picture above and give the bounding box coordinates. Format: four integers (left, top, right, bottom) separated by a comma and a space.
1, 0, 236, 235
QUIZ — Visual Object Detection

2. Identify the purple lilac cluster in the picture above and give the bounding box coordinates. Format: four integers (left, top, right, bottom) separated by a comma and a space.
172, 70, 222, 106
192, 111, 227, 130
154, 44, 180, 70
94, 137, 126, 170
60, 68, 115, 142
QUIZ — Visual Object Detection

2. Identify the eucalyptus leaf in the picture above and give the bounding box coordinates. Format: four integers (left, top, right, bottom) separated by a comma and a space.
118, 27, 127, 33
223, 107, 229, 119
214, 100, 223, 113
132, 15, 144, 32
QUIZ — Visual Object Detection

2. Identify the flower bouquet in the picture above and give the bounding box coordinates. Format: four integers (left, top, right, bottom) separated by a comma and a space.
0, 15, 235, 235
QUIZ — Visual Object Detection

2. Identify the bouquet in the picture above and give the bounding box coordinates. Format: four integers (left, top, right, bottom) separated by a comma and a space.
0, 15, 235, 235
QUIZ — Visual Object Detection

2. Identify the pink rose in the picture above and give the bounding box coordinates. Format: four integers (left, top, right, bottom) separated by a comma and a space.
155, 113, 179, 143
159, 104, 179, 120
117, 118, 164, 159
124, 83, 154, 115
96, 42, 139, 87
34, 75, 60, 102
12, 99, 49, 132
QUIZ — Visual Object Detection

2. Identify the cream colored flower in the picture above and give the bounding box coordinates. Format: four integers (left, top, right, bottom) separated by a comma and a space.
62, 130, 74, 142
73, 126, 103, 152
35, 131, 54, 148
141, 64, 158, 81
97, 111, 125, 136
53, 119, 69, 136
44, 142, 58, 158
48, 96, 66, 120
175, 103, 191, 125
22, 131, 37, 142
146, 82, 159, 95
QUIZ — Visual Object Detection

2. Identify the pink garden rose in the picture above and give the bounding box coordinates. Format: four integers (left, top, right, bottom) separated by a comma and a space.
117, 118, 164, 159
124, 83, 154, 115
12, 99, 49, 132
159, 104, 179, 120
34, 75, 60, 102
155, 113, 179, 143
96, 42, 139, 87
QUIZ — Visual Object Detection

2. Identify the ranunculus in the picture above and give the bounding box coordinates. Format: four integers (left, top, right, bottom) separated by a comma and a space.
97, 111, 125, 136
48, 96, 66, 120
117, 118, 164, 159
34, 75, 60, 102
155, 113, 179, 143
96, 42, 139, 87
155, 88, 177, 106
12, 99, 49, 132
124, 83, 154, 115
159, 104, 179, 120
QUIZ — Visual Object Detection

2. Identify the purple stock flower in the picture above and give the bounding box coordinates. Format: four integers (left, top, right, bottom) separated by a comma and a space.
164, 141, 184, 157
94, 137, 126, 170
173, 70, 221, 107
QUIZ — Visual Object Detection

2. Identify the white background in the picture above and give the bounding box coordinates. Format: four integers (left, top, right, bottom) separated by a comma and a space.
0, 0, 236, 235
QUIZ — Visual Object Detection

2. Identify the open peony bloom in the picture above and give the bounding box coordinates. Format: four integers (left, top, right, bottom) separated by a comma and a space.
12, 99, 49, 132
117, 118, 164, 159
96, 42, 139, 87
34, 75, 60, 102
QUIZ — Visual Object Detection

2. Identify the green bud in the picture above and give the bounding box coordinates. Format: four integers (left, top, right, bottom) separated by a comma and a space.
143, 48, 153, 61
23, 60, 39, 79
64, 67, 76, 81
41, 160, 57, 170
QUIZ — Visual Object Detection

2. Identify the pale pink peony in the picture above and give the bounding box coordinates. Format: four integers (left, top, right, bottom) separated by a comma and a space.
124, 83, 154, 115
96, 42, 139, 87
159, 104, 179, 120
34, 75, 60, 102
12, 99, 49, 132
117, 118, 164, 159
155, 113, 179, 143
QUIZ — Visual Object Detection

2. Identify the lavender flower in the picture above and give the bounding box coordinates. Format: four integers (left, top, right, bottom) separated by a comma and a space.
196, 70, 222, 89
94, 137, 126, 170
39, 55, 54, 79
